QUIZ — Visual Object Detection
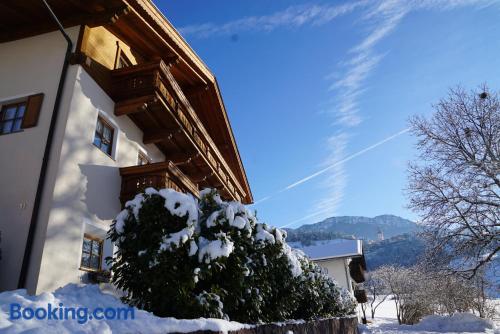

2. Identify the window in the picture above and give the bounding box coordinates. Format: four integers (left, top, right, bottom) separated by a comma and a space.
116, 51, 131, 69
80, 235, 103, 271
93, 116, 114, 156
138, 151, 151, 165
0, 102, 26, 134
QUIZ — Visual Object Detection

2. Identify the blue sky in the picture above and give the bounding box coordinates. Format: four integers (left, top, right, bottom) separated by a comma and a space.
157, 0, 500, 229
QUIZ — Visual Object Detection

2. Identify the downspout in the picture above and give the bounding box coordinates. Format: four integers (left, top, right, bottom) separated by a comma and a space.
18, 0, 73, 289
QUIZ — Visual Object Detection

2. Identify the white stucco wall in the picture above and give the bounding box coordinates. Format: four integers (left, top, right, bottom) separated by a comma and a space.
0, 27, 80, 292
0, 28, 166, 293
36, 66, 165, 293
315, 258, 353, 293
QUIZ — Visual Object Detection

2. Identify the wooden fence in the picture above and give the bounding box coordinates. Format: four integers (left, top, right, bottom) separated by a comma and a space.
177, 317, 358, 334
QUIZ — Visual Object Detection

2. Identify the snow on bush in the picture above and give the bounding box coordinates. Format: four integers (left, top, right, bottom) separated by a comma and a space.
108, 188, 356, 323
0, 284, 249, 334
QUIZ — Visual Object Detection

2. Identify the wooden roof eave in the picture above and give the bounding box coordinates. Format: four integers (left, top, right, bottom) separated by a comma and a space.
124, 0, 214, 83
159, 65, 248, 200
120, 0, 210, 85
0, 2, 129, 43
212, 80, 253, 203
120, 0, 253, 203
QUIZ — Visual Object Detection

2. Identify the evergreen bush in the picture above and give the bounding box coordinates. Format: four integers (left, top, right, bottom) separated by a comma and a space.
108, 188, 356, 323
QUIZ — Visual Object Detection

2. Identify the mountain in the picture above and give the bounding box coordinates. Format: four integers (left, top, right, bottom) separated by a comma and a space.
285, 215, 424, 270
364, 233, 425, 270
285, 214, 419, 243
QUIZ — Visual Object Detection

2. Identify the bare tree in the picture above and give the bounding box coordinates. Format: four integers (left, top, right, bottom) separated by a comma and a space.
376, 265, 410, 324
407, 85, 500, 278
363, 269, 389, 319
359, 301, 368, 324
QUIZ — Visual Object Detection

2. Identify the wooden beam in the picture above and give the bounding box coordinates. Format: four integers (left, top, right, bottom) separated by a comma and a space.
192, 172, 215, 184
143, 128, 181, 144
164, 152, 200, 165
184, 84, 209, 96
0, 5, 130, 43
115, 94, 158, 116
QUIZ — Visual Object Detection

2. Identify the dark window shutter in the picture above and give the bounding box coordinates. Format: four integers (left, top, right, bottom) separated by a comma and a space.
21, 93, 44, 129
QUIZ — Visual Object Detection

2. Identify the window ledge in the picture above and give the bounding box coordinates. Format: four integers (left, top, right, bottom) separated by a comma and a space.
79, 266, 102, 273
0, 129, 24, 136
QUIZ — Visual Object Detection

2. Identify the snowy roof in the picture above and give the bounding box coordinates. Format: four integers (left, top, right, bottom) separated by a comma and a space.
290, 239, 363, 261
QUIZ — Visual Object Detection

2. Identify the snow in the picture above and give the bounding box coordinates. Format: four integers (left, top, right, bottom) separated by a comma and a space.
125, 193, 144, 220
0, 284, 250, 334
281, 244, 303, 277
198, 236, 235, 263
159, 226, 194, 251
225, 205, 235, 225
290, 239, 363, 261
194, 268, 201, 283
200, 188, 223, 205
414, 313, 497, 333
206, 211, 220, 228
359, 296, 499, 334
255, 224, 275, 244
158, 188, 198, 223
189, 240, 198, 256
231, 216, 247, 229
114, 209, 128, 234
114, 188, 198, 236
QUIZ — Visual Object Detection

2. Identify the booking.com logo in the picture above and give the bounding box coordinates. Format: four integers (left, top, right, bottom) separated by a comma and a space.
9, 303, 135, 324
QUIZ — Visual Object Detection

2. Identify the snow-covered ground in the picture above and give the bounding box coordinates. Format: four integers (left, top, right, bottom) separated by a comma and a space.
1, 284, 498, 334
358, 297, 500, 334
0, 284, 250, 334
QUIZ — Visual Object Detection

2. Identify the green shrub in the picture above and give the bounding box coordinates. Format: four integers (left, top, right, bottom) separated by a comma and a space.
108, 188, 356, 323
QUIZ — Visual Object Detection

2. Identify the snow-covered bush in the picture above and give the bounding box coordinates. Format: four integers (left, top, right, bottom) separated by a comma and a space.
108, 188, 356, 323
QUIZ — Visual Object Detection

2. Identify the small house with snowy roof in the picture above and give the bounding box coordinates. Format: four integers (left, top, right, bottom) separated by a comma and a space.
0, 0, 252, 294
291, 239, 367, 302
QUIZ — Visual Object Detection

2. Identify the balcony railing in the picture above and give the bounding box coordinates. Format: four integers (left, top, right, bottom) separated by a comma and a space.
348, 256, 367, 284
111, 60, 245, 203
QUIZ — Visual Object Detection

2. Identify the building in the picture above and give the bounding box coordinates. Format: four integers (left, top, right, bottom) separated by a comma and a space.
377, 228, 384, 241
291, 239, 367, 299
0, 0, 252, 294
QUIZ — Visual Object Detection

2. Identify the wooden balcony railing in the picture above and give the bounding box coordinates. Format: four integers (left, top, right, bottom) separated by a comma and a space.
354, 289, 368, 303
111, 60, 246, 203
119, 161, 199, 205
348, 256, 367, 284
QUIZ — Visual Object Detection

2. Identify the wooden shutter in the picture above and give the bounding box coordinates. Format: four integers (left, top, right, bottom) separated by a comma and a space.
21, 93, 44, 129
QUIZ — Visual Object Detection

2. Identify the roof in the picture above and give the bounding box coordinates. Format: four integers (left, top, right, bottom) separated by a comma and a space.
126, 0, 253, 203
0, 0, 253, 204
290, 239, 363, 261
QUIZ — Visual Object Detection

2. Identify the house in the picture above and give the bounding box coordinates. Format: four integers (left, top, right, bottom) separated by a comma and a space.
0, 0, 252, 294
291, 239, 367, 301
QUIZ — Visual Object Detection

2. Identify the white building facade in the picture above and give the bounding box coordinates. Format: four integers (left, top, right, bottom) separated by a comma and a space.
0, 0, 252, 294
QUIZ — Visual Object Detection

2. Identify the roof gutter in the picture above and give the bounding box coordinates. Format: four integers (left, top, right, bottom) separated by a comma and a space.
18, 0, 73, 289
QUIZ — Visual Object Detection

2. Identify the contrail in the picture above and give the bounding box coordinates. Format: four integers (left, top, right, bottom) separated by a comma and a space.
279, 207, 335, 228
283, 128, 410, 190
253, 127, 410, 205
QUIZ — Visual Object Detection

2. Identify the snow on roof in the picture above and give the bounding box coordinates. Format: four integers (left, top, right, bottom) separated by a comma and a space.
289, 239, 363, 261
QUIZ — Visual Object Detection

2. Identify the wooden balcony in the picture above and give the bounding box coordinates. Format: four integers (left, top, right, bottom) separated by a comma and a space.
348, 256, 367, 284
354, 289, 368, 303
119, 161, 199, 205
111, 60, 247, 203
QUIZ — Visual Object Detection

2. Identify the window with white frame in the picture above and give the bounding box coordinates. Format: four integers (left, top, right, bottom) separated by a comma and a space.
93, 116, 115, 156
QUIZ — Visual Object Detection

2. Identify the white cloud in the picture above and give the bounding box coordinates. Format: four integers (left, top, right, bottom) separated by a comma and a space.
313, 133, 349, 217
178, 2, 366, 38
